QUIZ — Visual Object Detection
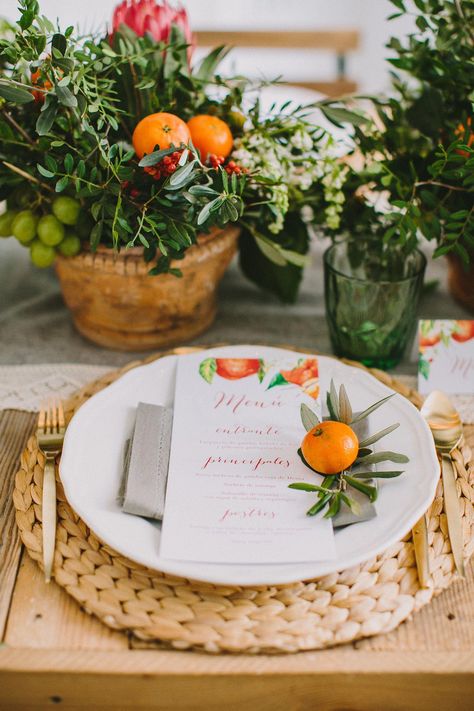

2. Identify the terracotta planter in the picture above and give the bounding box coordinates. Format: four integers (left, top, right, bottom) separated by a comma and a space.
446, 252, 474, 314
55, 225, 240, 351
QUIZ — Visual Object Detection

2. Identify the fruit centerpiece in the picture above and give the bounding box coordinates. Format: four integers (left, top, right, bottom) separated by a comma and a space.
0, 0, 357, 349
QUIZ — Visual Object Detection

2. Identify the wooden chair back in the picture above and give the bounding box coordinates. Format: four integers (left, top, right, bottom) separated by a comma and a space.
195, 30, 359, 97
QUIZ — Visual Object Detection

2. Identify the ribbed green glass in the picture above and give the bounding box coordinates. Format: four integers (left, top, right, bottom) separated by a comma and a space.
324, 242, 426, 370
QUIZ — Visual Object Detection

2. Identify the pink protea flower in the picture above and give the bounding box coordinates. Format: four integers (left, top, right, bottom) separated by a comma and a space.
110, 0, 193, 48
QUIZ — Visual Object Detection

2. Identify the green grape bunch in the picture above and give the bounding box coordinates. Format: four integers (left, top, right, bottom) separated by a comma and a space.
0, 195, 82, 267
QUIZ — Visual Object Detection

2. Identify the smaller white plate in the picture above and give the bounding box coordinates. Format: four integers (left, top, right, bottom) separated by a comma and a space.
59, 346, 439, 585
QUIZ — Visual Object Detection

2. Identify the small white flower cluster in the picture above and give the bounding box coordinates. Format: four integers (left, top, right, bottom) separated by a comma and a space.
318, 136, 348, 230
232, 122, 347, 234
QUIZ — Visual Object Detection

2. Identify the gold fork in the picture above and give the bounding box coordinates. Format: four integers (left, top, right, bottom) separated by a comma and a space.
37, 399, 66, 583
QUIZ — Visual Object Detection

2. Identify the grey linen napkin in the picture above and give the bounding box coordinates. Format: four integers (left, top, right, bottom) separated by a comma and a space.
119, 403, 376, 528
118, 402, 172, 519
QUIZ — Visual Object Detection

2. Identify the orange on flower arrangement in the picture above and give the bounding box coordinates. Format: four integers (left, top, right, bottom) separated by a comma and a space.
132, 112, 190, 159
187, 115, 233, 161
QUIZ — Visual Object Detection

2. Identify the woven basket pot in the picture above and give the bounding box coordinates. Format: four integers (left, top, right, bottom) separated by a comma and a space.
446, 252, 474, 314
55, 225, 240, 351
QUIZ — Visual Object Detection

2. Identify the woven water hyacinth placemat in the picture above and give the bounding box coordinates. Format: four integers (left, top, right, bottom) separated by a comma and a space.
12, 347, 474, 654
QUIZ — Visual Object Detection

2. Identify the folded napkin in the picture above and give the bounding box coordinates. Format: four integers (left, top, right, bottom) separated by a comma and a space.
119, 404, 377, 528
118, 402, 172, 519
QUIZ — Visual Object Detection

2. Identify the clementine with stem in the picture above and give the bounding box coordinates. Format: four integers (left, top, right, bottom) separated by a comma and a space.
187, 115, 233, 160
132, 112, 191, 159
301, 421, 359, 475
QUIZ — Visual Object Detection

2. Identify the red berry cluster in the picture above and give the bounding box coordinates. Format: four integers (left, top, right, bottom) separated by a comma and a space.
121, 180, 141, 199
225, 160, 247, 176
208, 154, 248, 176
208, 154, 225, 168
144, 151, 183, 181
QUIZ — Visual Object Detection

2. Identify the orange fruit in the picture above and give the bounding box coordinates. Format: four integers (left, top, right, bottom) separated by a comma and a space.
301, 421, 359, 475
132, 112, 191, 159
31, 69, 52, 103
187, 115, 233, 160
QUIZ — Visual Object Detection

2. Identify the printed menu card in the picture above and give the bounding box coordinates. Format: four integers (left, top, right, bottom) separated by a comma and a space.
160, 351, 336, 564
418, 320, 474, 394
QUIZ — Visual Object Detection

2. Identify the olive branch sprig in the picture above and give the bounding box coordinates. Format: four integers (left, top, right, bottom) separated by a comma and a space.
289, 379, 409, 519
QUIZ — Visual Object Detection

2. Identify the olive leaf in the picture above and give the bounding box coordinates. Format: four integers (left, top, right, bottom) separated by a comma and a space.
345, 475, 378, 502
355, 451, 409, 465
288, 482, 328, 493
338, 383, 352, 424
352, 470, 404, 479
350, 393, 395, 424
341, 492, 361, 515
324, 492, 342, 518
307, 493, 332, 516
300, 403, 320, 432
329, 379, 340, 420
358, 422, 400, 448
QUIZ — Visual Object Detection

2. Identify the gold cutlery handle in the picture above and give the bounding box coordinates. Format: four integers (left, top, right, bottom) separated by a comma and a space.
441, 453, 465, 578
412, 514, 430, 588
42, 454, 57, 583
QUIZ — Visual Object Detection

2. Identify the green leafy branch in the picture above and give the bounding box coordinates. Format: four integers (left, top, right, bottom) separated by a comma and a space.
289, 380, 408, 518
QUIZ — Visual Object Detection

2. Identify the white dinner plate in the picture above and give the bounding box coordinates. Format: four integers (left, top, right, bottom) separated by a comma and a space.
59, 345, 439, 585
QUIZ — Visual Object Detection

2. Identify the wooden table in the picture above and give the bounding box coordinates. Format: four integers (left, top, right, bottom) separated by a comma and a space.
1, 410, 474, 711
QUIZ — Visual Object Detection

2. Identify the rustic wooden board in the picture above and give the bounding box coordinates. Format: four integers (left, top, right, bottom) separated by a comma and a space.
1, 409, 473, 709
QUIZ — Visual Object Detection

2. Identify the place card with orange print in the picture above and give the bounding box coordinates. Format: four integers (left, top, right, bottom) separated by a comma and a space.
418, 319, 474, 395
160, 350, 336, 565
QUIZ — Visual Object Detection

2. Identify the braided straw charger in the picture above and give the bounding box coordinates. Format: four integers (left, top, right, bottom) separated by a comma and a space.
13, 347, 474, 654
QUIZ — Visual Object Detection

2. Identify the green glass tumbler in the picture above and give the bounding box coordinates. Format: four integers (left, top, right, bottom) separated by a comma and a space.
324, 242, 427, 369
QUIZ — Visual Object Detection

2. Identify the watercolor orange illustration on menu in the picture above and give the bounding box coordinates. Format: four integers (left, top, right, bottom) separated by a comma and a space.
419, 320, 474, 380
198, 356, 319, 399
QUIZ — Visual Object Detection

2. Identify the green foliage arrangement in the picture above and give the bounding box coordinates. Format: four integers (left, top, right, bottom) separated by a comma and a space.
0, 0, 364, 301
331, 0, 474, 275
